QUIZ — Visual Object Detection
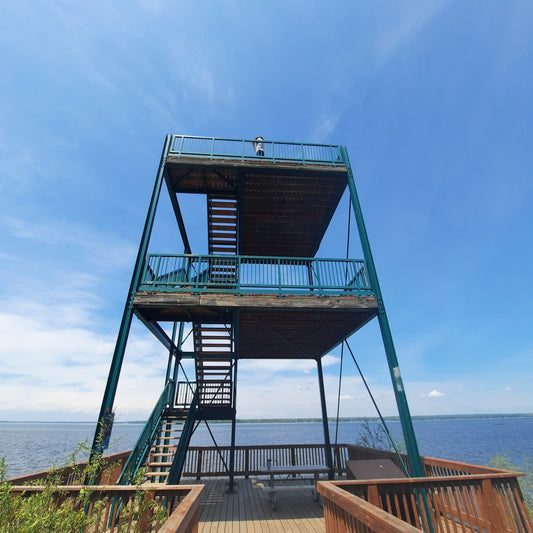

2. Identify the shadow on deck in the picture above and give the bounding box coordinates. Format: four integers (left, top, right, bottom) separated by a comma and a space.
195, 478, 325, 532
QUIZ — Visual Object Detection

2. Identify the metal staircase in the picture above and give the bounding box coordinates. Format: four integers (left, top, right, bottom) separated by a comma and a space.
143, 411, 189, 484
207, 195, 237, 255
193, 323, 234, 411
207, 195, 239, 286
118, 196, 238, 486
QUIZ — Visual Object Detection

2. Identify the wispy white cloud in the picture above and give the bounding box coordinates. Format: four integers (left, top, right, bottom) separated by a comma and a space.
3, 216, 136, 271
0, 299, 166, 419
375, 2, 447, 67
238, 354, 338, 377
310, 107, 342, 143
340, 394, 355, 401
427, 390, 445, 398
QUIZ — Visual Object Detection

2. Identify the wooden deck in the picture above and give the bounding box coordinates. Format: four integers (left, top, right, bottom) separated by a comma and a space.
195, 478, 325, 532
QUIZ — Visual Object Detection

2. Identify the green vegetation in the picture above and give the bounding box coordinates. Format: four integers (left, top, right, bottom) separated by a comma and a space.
491, 454, 533, 518
0, 440, 166, 532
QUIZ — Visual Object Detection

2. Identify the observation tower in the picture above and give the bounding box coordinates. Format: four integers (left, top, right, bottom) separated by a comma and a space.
90, 135, 424, 489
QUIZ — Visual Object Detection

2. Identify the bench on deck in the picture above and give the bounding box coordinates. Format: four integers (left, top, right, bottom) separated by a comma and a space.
257, 464, 329, 509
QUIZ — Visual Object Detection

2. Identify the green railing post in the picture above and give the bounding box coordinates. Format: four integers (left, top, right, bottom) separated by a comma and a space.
278, 257, 282, 295
138, 254, 375, 296
340, 146, 425, 479
315, 260, 324, 296
317, 358, 334, 480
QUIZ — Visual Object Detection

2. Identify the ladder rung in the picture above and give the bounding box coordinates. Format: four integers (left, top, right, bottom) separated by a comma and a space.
210, 237, 236, 242
195, 335, 231, 340
208, 209, 237, 217
208, 201, 237, 208
195, 324, 231, 331
208, 217, 236, 224
209, 232, 236, 239
196, 342, 232, 347
207, 224, 236, 231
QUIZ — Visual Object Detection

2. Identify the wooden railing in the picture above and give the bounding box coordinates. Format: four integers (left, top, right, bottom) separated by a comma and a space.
181, 444, 349, 479
9, 484, 204, 533
7, 445, 346, 485
10, 444, 513, 486
7, 450, 132, 486
320, 482, 421, 533
346, 444, 515, 478
319, 473, 532, 533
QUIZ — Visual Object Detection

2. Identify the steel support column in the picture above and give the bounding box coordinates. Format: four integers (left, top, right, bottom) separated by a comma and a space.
89, 135, 172, 464
228, 310, 239, 492
317, 358, 334, 480
341, 145, 424, 478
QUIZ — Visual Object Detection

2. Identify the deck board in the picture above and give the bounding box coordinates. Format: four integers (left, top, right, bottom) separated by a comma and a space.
193, 478, 325, 532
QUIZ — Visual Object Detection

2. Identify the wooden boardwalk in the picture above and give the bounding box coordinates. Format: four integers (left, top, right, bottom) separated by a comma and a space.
193, 478, 325, 532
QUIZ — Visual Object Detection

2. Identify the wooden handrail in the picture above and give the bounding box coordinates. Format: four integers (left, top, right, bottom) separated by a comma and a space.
9, 444, 516, 486
345, 443, 513, 477
319, 472, 532, 533
7, 450, 131, 485
319, 481, 421, 532
9, 484, 205, 533
158, 485, 204, 533
181, 443, 349, 478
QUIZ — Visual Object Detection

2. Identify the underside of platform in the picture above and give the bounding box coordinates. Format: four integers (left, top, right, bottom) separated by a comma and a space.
134, 292, 378, 359
166, 156, 348, 257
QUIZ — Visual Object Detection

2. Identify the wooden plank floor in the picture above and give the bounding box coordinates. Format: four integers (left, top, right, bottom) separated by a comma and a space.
192, 478, 325, 532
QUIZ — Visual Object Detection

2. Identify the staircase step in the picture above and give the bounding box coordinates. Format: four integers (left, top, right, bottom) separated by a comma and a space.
208, 224, 236, 232
209, 201, 236, 209
150, 452, 174, 457
209, 232, 236, 239
208, 216, 236, 224
144, 472, 170, 478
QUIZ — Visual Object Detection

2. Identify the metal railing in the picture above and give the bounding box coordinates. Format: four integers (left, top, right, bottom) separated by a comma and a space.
169, 135, 344, 166
175, 381, 196, 408
140, 254, 372, 296
118, 382, 173, 484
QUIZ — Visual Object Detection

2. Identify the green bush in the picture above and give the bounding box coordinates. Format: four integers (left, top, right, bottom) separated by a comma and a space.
490, 454, 532, 518
0, 441, 166, 532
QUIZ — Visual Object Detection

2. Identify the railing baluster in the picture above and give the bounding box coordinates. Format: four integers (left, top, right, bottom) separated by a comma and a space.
138, 254, 373, 295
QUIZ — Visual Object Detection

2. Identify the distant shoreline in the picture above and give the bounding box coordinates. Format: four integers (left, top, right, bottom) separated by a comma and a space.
2, 413, 531, 424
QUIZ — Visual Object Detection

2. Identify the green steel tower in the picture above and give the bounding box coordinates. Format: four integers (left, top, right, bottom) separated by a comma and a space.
90, 135, 424, 488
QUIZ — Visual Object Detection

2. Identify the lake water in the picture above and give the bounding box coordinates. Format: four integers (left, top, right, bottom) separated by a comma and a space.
1, 416, 531, 479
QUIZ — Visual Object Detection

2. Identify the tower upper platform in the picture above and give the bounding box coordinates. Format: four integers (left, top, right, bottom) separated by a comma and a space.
133, 136, 379, 359
166, 135, 348, 257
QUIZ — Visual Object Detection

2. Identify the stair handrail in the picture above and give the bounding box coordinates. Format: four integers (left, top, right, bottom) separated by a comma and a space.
166, 387, 200, 484
117, 381, 172, 484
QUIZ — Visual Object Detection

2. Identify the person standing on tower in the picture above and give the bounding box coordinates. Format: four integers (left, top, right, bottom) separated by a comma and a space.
252, 136, 264, 156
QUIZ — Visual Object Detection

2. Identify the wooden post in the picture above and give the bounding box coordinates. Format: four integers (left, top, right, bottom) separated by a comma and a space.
481, 479, 505, 532
137, 492, 155, 533
368, 484, 380, 507
196, 450, 202, 480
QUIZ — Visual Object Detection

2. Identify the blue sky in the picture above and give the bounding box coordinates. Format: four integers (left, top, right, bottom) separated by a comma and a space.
0, 1, 532, 422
